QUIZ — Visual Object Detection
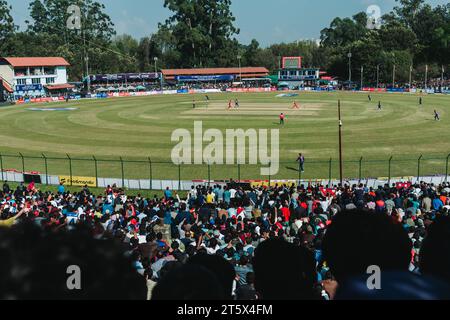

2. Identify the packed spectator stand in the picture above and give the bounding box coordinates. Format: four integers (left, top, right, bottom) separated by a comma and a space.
1, 178, 450, 300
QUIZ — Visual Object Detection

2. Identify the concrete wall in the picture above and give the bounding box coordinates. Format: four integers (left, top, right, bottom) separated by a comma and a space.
55, 66, 68, 84
0, 64, 14, 84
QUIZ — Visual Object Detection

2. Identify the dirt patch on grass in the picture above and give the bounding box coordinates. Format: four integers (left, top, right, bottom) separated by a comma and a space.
181, 102, 324, 116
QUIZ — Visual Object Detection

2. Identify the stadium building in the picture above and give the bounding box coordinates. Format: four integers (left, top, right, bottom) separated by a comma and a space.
277, 56, 327, 89
87, 72, 162, 92
0, 57, 72, 100
161, 67, 270, 87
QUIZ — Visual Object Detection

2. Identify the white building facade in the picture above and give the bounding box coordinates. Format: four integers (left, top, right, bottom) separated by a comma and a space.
0, 57, 71, 99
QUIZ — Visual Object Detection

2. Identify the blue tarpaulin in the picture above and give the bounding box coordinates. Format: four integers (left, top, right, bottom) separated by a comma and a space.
175, 75, 234, 82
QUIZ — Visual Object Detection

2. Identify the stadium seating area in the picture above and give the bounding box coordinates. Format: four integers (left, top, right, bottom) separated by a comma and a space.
1, 179, 450, 300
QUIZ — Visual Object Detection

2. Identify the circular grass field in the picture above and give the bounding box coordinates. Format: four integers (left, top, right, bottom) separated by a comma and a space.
0, 91, 449, 181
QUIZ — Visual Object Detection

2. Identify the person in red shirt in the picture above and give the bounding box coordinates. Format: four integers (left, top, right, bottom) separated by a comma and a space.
281, 206, 291, 222
279, 113, 285, 125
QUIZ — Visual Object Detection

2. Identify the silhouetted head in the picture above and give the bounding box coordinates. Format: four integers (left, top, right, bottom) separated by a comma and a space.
253, 239, 316, 300
0, 222, 147, 300
187, 253, 235, 300
152, 264, 226, 300
420, 216, 450, 284
322, 210, 412, 283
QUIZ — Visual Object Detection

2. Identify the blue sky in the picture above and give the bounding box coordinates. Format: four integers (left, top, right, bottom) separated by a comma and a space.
6, 0, 448, 47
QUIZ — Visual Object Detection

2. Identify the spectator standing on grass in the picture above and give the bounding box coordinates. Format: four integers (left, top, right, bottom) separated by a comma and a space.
297, 153, 305, 172
164, 187, 172, 200
57, 182, 65, 194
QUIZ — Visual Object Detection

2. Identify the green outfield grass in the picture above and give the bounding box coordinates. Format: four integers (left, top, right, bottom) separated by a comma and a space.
0, 91, 449, 182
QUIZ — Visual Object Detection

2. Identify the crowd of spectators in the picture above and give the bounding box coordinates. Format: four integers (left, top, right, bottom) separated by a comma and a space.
1, 179, 450, 300
88, 80, 274, 93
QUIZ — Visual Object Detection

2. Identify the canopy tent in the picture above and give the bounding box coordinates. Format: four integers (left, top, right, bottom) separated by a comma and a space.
267, 75, 279, 85
117, 86, 127, 91
127, 86, 136, 91
95, 87, 108, 92
107, 86, 118, 91
135, 85, 146, 91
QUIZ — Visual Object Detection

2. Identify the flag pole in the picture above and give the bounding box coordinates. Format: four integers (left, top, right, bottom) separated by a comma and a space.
338, 100, 343, 185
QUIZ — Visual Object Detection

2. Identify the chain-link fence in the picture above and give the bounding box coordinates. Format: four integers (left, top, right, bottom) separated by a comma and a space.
1, 152, 450, 188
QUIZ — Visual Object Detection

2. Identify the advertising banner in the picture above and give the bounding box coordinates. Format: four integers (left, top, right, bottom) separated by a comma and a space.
175, 75, 234, 82
386, 88, 406, 93
59, 175, 97, 187
250, 180, 298, 188
90, 73, 159, 82
16, 84, 43, 92
226, 87, 274, 93
362, 88, 387, 92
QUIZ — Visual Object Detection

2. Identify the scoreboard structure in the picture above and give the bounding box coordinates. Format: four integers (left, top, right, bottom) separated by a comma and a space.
282, 57, 302, 69
278, 56, 322, 89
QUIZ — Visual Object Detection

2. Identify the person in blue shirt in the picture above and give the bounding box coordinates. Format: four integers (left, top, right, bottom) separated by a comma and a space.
164, 187, 172, 200
217, 185, 224, 202
102, 203, 114, 215
223, 187, 231, 205
213, 185, 220, 201
432, 195, 444, 211
235, 256, 253, 286
57, 182, 65, 194
164, 210, 172, 225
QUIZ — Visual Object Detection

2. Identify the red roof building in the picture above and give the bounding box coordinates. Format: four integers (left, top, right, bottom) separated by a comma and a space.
0, 57, 71, 98
1, 57, 70, 68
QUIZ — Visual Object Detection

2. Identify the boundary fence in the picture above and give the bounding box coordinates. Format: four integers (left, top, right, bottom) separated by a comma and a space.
1, 152, 450, 190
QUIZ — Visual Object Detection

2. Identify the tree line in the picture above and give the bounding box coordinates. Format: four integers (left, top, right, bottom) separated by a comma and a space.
0, 0, 448, 84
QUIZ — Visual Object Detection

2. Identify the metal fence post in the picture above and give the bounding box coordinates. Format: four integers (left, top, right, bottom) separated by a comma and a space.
148, 157, 153, 190
93, 156, 98, 188
417, 155, 423, 182
359, 157, 363, 182
67, 154, 72, 186
178, 164, 181, 191
0, 153, 3, 181
328, 158, 332, 186
268, 161, 271, 187
388, 156, 393, 185
208, 162, 211, 187
19, 152, 25, 173
298, 160, 302, 184
238, 164, 241, 182
120, 157, 125, 188
446, 154, 450, 182
42, 153, 48, 185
